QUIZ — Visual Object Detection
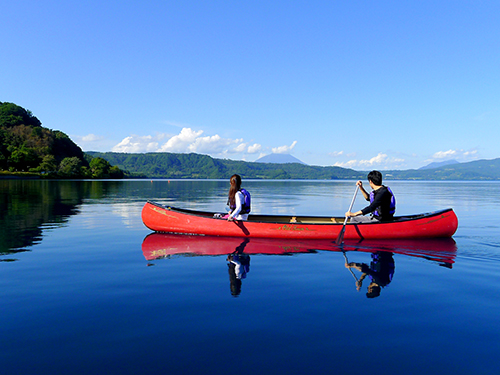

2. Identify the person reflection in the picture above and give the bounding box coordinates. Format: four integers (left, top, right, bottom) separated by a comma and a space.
345, 251, 395, 298
227, 238, 250, 297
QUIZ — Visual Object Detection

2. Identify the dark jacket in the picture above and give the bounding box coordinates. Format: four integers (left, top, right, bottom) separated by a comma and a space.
361, 186, 395, 221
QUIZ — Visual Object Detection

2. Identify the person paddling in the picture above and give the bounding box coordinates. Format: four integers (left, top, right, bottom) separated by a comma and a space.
345, 170, 396, 223
227, 174, 251, 221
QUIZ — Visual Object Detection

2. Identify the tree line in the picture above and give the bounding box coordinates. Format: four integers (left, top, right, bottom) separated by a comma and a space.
87, 151, 500, 180
86, 151, 365, 180
0, 102, 124, 178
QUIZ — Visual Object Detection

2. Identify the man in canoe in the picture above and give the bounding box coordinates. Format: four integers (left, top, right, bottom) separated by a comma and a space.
345, 170, 396, 223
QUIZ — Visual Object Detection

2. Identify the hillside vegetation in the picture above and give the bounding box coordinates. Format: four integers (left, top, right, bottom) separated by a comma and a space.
0, 102, 124, 178
87, 152, 500, 180
86, 152, 365, 180
386, 159, 500, 180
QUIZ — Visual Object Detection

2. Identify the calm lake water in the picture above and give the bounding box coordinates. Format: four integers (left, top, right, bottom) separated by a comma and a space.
1, 179, 500, 375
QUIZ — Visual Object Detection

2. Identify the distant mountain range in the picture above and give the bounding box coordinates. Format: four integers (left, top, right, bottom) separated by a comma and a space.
255, 154, 306, 164
419, 159, 459, 170
386, 158, 500, 180
87, 151, 500, 180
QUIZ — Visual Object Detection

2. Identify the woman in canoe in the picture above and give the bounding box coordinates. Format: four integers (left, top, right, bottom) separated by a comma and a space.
227, 174, 251, 221
346, 170, 396, 223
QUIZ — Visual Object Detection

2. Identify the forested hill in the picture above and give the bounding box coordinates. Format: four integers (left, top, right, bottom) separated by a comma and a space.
0, 102, 124, 178
86, 152, 364, 179
386, 158, 500, 180
87, 152, 500, 180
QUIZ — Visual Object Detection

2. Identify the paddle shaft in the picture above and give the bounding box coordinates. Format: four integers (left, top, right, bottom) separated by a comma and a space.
343, 185, 359, 226
343, 251, 359, 282
335, 185, 359, 244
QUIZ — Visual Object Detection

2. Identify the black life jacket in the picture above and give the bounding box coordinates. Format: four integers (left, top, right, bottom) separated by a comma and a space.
369, 186, 396, 218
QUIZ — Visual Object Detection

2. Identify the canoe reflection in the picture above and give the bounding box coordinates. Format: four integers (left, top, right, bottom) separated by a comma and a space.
141, 234, 457, 297
143, 233, 456, 263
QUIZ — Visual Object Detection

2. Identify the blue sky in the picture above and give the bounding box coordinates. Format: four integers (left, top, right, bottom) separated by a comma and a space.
2, 1, 499, 170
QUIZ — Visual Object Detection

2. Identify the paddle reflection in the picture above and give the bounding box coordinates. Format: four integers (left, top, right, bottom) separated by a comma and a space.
141, 234, 457, 298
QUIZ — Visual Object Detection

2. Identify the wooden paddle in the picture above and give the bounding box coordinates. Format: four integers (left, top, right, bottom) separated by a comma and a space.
335, 185, 359, 245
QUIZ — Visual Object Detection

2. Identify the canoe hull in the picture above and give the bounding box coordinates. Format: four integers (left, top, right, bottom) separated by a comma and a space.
141, 201, 458, 240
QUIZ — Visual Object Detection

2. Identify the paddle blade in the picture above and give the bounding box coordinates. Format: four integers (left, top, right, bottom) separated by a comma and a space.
335, 225, 346, 245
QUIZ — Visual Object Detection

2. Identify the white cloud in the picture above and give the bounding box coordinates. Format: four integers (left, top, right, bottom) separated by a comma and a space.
231, 142, 262, 154
360, 153, 391, 166
113, 135, 160, 153
272, 140, 297, 154
158, 128, 204, 152
233, 143, 248, 153
111, 127, 264, 158
81, 134, 103, 142
334, 153, 406, 169
432, 149, 458, 159
464, 150, 478, 157
333, 159, 359, 168
73, 133, 116, 151
247, 143, 262, 154
329, 151, 344, 157
432, 149, 478, 161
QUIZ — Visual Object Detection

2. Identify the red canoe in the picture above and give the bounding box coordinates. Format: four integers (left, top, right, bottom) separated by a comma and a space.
142, 233, 457, 267
141, 201, 458, 240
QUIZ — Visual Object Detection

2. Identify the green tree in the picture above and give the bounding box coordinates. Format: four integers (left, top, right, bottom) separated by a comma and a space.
0, 102, 41, 128
58, 157, 83, 177
8, 144, 39, 171
0, 128, 7, 169
89, 157, 111, 178
39, 155, 58, 173
108, 166, 124, 178
88, 157, 125, 179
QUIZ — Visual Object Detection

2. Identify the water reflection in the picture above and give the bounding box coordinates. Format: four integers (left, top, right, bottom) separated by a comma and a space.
0, 180, 85, 256
344, 251, 395, 298
340, 238, 456, 269
0, 180, 133, 258
227, 239, 251, 296
142, 234, 457, 297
